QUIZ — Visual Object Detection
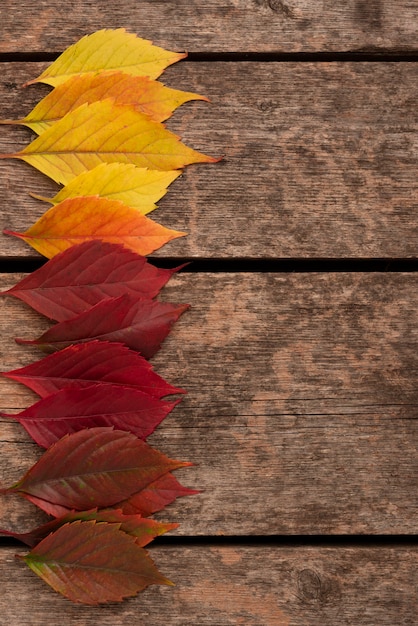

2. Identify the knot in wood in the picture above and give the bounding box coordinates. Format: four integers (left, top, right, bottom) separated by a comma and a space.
297, 568, 341, 605
297, 568, 322, 602
267, 0, 294, 16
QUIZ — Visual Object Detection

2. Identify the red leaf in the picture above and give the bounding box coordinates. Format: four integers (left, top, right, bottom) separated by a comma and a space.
16, 294, 189, 358
0, 241, 184, 321
118, 472, 200, 517
2, 340, 184, 398
1, 508, 177, 548
3, 427, 191, 515
20, 520, 172, 604
1, 384, 179, 448
13, 494, 75, 519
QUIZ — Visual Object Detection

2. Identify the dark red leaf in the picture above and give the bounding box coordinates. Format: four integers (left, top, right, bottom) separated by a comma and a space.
1, 508, 177, 548
118, 471, 200, 517
16, 294, 189, 358
20, 520, 172, 604
3, 427, 191, 515
1, 384, 179, 448
2, 340, 185, 398
0, 241, 184, 321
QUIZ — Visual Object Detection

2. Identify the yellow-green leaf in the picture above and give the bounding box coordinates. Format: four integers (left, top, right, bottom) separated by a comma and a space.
32, 163, 180, 216
4, 195, 186, 258
6, 72, 207, 134
24, 28, 186, 87
0, 100, 218, 185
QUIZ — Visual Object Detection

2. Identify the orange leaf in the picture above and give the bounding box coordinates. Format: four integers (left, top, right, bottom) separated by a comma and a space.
4, 72, 207, 133
25, 28, 186, 87
4, 195, 185, 258
0, 100, 218, 184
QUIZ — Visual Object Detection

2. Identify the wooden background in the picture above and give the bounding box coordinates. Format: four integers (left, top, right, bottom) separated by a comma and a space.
0, 1, 417, 624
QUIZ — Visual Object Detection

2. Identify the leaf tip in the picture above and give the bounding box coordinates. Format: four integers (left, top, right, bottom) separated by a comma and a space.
177, 460, 195, 469
208, 154, 224, 164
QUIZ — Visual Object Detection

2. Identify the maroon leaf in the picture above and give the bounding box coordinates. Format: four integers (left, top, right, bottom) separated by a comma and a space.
2, 340, 185, 398
118, 472, 200, 517
20, 520, 172, 604
1, 384, 179, 448
2, 427, 191, 515
13, 494, 75, 519
1, 508, 177, 548
0, 241, 184, 321
16, 294, 189, 358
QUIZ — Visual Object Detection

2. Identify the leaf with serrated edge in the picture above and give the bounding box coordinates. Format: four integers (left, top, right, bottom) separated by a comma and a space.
1, 384, 179, 448
117, 472, 200, 517
25, 28, 186, 87
3, 72, 207, 133
20, 520, 172, 604
4, 195, 185, 258
0, 100, 218, 185
2, 340, 185, 398
32, 163, 180, 215
0, 240, 185, 320
1, 508, 178, 548
2, 427, 191, 514
16, 294, 189, 359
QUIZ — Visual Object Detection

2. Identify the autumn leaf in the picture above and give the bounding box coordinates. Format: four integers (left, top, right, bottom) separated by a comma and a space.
24, 28, 186, 87
32, 163, 180, 215
16, 294, 189, 358
4, 195, 186, 258
2, 340, 185, 399
118, 472, 200, 517
1, 240, 185, 320
2, 427, 191, 516
0, 100, 218, 185
1, 384, 179, 448
3, 72, 207, 133
20, 520, 172, 604
0, 508, 177, 548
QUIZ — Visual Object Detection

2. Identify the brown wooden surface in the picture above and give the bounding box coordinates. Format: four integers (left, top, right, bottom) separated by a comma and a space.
0, 3, 417, 622
0, 62, 417, 259
0, 272, 416, 535
0, 545, 416, 625
0, 1, 417, 54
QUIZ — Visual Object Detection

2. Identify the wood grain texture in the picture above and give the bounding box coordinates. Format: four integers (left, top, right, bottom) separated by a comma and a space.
0, 62, 417, 259
0, 545, 416, 625
0, 272, 416, 534
0, 1, 417, 54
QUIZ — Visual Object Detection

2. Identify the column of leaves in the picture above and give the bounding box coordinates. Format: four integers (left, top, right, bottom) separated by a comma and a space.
0, 29, 215, 604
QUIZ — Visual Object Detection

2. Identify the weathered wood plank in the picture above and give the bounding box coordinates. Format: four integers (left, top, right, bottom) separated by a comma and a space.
0, 62, 417, 259
0, 545, 416, 625
0, 1, 417, 54
0, 272, 416, 534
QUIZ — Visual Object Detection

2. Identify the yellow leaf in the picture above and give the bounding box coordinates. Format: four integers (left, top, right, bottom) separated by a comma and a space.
4, 195, 186, 258
25, 29, 186, 87
32, 163, 180, 215
0, 100, 218, 185
5, 72, 208, 134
